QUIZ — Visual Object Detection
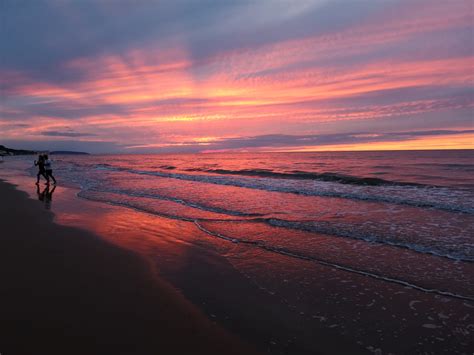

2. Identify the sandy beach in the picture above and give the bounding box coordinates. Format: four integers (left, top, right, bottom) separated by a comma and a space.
0, 179, 259, 355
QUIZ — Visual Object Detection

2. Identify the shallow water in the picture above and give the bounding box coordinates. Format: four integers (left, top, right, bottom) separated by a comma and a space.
12, 151, 474, 258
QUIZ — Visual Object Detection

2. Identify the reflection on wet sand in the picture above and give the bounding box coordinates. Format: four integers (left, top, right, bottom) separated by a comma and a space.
36, 184, 56, 210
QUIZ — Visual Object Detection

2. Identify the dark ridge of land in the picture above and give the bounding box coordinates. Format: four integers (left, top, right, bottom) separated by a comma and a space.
50, 151, 90, 155
0, 180, 259, 355
0, 144, 36, 155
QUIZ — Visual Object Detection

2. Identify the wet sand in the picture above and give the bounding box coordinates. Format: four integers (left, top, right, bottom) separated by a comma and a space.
0, 180, 259, 355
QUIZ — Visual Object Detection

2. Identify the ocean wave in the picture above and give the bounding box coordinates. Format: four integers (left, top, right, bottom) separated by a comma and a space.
83, 188, 264, 217
77, 190, 196, 222
260, 218, 474, 262
186, 168, 425, 186
94, 163, 113, 170
91, 165, 474, 214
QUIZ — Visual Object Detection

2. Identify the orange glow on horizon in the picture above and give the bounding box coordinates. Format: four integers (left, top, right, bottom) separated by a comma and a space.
274, 133, 474, 152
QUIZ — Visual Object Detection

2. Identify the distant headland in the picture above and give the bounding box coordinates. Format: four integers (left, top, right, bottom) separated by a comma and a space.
50, 151, 90, 155
0, 145, 89, 156
0, 145, 36, 156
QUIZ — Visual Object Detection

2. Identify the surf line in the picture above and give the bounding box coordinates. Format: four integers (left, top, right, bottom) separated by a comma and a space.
99, 166, 474, 214
259, 218, 474, 263
193, 220, 474, 302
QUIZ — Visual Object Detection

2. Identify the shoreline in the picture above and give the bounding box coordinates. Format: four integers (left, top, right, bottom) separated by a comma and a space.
0, 179, 258, 355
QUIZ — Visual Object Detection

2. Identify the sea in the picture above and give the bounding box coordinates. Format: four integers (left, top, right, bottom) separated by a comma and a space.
1, 150, 473, 353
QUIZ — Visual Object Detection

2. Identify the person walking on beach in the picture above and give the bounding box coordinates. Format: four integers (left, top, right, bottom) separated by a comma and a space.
43, 154, 57, 185
34, 154, 47, 184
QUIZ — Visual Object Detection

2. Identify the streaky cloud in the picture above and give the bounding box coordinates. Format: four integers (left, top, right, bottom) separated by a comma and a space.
40, 130, 97, 138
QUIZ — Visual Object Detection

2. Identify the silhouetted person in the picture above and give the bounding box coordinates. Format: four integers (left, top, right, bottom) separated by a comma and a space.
43, 154, 57, 185
34, 154, 47, 184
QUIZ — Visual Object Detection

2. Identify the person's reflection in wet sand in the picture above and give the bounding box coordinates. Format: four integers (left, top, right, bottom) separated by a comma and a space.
36, 184, 56, 210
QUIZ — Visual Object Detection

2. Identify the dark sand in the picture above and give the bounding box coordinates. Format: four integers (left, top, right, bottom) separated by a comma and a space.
0, 180, 259, 355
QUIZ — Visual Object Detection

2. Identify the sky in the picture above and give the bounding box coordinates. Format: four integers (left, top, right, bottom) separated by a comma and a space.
1, 0, 473, 153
